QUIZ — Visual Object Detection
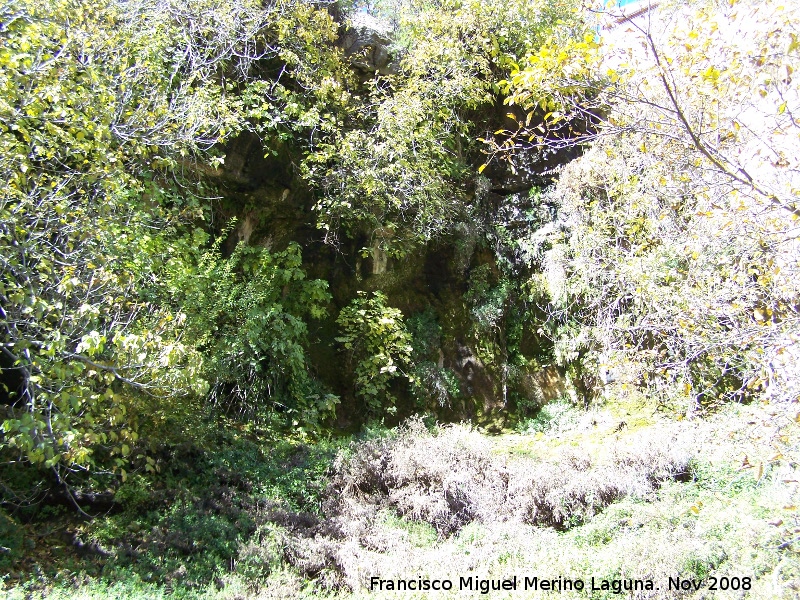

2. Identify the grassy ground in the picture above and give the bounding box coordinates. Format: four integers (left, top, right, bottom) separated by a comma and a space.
3, 398, 799, 599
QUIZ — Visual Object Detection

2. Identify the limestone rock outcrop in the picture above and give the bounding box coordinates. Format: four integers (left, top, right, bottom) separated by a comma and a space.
339, 11, 398, 76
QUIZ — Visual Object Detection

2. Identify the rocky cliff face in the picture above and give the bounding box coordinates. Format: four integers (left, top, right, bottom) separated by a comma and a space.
213, 130, 570, 426
339, 11, 399, 76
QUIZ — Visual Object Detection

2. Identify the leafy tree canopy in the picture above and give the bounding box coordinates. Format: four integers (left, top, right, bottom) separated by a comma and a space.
0, 0, 348, 484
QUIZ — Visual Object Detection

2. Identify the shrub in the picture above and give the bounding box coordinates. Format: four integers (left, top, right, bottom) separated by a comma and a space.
166, 241, 336, 431
326, 417, 691, 534
336, 292, 413, 414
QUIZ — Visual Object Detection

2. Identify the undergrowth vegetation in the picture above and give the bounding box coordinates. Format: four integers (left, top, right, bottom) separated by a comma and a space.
4, 403, 799, 598
3, 0, 800, 597
327, 417, 690, 535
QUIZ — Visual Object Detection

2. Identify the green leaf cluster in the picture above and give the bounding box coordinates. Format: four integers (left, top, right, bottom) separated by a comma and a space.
165, 240, 337, 431
303, 0, 583, 254
0, 0, 349, 479
336, 291, 413, 413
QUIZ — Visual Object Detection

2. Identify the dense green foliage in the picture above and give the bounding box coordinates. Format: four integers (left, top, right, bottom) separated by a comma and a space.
336, 291, 412, 413
165, 240, 335, 429
406, 307, 461, 408
0, 0, 355, 482
0, 0, 593, 488
503, 0, 800, 412
304, 0, 585, 255
2, 0, 799, 595
0, 0, 216, 476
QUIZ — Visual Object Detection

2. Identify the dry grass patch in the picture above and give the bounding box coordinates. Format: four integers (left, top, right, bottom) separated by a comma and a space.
326, 417, 690, 534
261, 417, 690, 591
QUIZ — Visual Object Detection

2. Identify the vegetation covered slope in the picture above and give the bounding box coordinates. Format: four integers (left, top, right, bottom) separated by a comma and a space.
1, 0, 799, 597
4, 400, 800, 599
502, 0, 800, 414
